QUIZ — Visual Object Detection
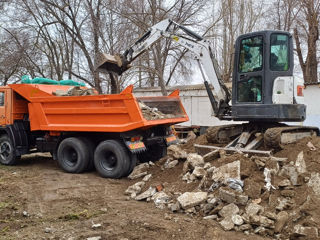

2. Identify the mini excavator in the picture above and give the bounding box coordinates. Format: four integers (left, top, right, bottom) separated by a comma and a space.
95, 19, 319, 150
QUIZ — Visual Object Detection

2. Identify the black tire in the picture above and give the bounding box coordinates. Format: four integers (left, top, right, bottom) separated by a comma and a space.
0, 134, 18, 165
138, 145, 167, 163
79, 137, 95, 171
57, 137, 89, 173
124, 154, 137, 177
94, 140, 130, 178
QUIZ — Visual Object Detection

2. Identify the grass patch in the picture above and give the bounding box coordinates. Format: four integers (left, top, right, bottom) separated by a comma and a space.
0, 202, 9, 210
1, 226, 10, 233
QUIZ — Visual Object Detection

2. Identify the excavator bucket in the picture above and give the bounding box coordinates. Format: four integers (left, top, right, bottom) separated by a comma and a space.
94, 53, 131, 75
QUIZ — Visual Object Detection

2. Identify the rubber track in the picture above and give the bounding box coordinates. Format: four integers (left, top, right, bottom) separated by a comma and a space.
264, 126, 319, 149
206, 124, 243, 144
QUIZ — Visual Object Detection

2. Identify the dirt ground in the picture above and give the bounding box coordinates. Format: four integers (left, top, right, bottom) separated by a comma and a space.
0, 153, 268, 240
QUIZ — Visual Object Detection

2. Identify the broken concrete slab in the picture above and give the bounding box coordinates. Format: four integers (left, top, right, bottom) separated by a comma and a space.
192, 166, 206, 178
211, 160, 240, 184
135, 187, 157, 201
168, 202, 181, 212
307, 172, 320, 196
245, 203, 264, 216
293, 224, 319, 239
250, 215, 275, 228
167, 145, 187, 159
218, 203, 239, 218
128, 163, 150, 180
278, 179, 291, 188
219, 188, 236, 204
232, 214, 244, 226
187, 153, 205, 169
142, 174, 152, 182
274, 211, 289, 233
295, 151, 306, 174
125, 181, 145, 198
220, 217, 234, 231
164, 159, 179, 169
177, 192, 208, 209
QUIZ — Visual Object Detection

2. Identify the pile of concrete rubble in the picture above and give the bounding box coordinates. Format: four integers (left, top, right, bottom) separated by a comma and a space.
125, 135, 320, 239
138, 101, 176, 120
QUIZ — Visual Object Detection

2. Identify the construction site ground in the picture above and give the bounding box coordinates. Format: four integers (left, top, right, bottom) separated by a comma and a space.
0, 154, 264, 240
1, 135, 320, 239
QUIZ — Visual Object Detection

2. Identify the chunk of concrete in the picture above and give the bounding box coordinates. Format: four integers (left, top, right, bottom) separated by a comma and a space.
211, 161, 240, 184
177, 192, 208, 209
232, 214, 244, 226
279, 165, 299, 186
295, 151, 306, 174
307, 172, 320, 196
274, 211, 289, 233
128, 163, 150, 180
219, 203, 239, 218
278, 179, 291, 188
245, 203, 264, 216
125, 181, 145, 198
142, 174, 152, 182
293, 224, 318, 239
187, 153, 205, 169
192, 166, 206, 178
152, 191, 171, 206
167, 145, 187, 159
164, 159, 179, 169
219, 188, 236, 203
168, 202, 180, 212
135, 187, 156, 201
239, 224, 252, 231
250, 215, 274, 228
220, 218, 234, 231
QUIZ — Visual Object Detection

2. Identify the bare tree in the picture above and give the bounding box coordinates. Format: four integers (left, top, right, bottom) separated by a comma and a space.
294, 0, 320, 83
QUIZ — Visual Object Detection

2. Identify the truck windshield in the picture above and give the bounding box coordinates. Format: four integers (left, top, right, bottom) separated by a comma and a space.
239, 36, 263, 73
270, 34, 289, 71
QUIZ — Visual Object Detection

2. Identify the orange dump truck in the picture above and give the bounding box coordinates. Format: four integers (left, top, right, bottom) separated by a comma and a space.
0, 84, 188, 178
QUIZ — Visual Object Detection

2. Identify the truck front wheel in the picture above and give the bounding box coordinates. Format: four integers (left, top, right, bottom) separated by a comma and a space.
94, 140, 130, 178
57, 137, 89, 173
0, 134, 18, 165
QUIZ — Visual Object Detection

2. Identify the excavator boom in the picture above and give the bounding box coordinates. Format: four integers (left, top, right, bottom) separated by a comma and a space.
95, 19, 231, 118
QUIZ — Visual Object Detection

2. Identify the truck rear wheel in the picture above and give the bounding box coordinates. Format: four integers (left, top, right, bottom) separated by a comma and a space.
0, 134, 18, 165
57, 137, 89, 173
79, 137, 95, 171
94, 140, 130, 178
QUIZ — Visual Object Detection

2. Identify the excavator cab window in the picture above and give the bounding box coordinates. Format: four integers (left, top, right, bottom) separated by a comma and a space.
237, 77, 262, 102
237, 36, 263, 103
239, 36, 263, 73
270, 34, 289, 71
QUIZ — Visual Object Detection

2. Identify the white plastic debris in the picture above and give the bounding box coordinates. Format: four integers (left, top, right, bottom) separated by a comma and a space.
227, 178, 244, 192
264, 168, 276, 191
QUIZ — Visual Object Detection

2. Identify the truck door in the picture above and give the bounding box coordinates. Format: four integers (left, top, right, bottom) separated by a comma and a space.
0, 89, 11, 126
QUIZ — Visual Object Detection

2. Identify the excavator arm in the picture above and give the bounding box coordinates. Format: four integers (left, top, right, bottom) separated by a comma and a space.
95, 19, 231, 118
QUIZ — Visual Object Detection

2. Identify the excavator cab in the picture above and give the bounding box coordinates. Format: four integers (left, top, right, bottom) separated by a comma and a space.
231, 30, 306, 122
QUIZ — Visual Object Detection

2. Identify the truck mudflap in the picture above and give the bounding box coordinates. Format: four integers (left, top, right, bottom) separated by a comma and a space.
125, 140, 147, 153
124, 133, 177, 153
165, 134, 178, 145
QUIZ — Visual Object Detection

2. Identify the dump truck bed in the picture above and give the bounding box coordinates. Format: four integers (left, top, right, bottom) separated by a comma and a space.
9, 84, 188, 132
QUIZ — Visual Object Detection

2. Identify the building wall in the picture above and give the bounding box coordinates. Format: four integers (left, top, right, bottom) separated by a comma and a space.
134, 84, 319, 128
304, 85, 320, 128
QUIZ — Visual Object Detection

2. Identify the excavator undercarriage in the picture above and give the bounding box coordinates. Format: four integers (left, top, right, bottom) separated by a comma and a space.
204, 123, 319, 153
